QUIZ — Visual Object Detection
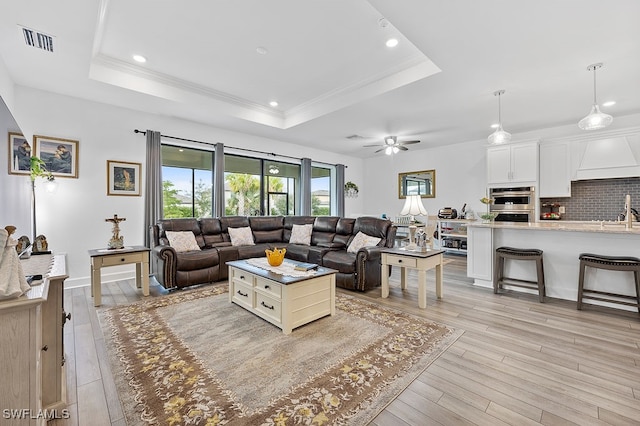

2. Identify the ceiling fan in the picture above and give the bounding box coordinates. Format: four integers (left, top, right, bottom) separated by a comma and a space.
363, 136, 420, 155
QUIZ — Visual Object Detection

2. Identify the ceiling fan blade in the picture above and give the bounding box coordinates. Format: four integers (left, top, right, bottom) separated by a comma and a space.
399, 140, 420, 145
397, 145, 409, 151
363, 143, 384, 147
374, 147, 386, 153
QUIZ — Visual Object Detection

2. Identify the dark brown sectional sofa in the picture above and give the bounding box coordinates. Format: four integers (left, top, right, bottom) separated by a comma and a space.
150, 215, 396, 291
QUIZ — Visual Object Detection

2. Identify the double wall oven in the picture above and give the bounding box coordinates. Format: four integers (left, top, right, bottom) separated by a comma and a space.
489, 186, 535, 222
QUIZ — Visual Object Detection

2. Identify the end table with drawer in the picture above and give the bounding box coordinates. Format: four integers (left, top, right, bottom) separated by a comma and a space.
88, 246, 150, 306
380, 248, 444, 309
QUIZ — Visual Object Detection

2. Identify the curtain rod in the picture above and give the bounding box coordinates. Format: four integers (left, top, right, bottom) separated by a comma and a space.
134, 129, 332, 164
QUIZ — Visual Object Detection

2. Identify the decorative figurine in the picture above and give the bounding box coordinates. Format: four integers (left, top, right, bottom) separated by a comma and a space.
106, 214, 126, 249
32, 234, 50, 254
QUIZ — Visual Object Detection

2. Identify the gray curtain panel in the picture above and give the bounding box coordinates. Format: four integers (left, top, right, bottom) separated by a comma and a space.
213, 143, 225, 218
336, 164, 345, 217
300, 158, 312, 215
144, 130, 162, 255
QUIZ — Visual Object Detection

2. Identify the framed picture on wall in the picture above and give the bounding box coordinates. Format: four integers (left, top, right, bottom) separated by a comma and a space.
107, 160, 141, 196
8, 132, 33, 175
34, 135, 79, 178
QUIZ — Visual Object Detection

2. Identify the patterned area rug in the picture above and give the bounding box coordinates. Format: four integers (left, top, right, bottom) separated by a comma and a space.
100, 284, 462, 425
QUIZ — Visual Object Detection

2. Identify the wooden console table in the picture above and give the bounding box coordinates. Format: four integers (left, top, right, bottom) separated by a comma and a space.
0, 254, 68, 425
380, 248, 444, 309
88, 246, 150, 306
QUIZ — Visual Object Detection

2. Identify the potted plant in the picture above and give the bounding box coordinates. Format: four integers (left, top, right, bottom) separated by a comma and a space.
345, 181, 359, 198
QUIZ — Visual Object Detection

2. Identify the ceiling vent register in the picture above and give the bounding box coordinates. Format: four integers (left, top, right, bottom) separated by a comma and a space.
21, 26, 54, 52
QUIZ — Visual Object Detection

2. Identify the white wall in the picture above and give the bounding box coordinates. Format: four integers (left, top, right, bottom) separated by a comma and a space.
362, 140, 487, 222
4, 86, 364, 287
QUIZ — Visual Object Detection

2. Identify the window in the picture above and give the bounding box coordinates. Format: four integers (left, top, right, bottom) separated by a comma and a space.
161, 145, 213, 218
311, 165, 331, 215
224, 155, 301, 216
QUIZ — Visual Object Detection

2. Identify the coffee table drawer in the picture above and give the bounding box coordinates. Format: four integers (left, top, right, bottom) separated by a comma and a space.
255, 293, 281, 323
100, 252, 145, 267
386, 254, 417, 268
231, 280, 254, 309
255, 277, 282, 299
231, 267, 255, 286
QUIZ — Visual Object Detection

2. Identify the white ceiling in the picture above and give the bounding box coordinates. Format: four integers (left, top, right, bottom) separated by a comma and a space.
1, 0, 639, 158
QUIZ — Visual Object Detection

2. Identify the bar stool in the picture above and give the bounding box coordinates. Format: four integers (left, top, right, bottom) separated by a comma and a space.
494, 247, 545, 302
577, 253, 640, 313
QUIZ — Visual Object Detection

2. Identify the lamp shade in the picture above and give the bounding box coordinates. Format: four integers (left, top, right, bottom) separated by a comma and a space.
400, 195, 428, 216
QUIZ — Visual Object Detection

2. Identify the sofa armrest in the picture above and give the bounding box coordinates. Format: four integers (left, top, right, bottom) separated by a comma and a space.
355, 246, 383, 291
152, 244, 178, 289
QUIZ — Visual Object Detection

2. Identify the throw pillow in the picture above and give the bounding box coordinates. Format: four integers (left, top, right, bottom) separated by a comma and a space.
347, 231, 382, 254
228, 226, 255, 246
165, 231, 201, 253
289, 224, 313, 245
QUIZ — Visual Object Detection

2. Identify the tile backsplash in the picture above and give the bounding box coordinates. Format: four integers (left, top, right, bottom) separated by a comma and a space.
540, 177, 640, 221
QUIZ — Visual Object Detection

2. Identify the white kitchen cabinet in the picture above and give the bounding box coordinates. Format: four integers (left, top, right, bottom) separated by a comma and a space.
466, 225, 493, 283
487, 141, 538, 185
539, 141, 571, 197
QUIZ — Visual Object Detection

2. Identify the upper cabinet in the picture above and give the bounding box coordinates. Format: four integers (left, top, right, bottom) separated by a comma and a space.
487, 141, 538, 186
539, 141, 571, 197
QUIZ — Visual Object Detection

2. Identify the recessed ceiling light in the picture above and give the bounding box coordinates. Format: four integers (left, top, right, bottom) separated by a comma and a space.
602, 101, 616, 107
256, 46, 268, 55
269, 101, 279, 107
133, 54, 146, 63
386, 38, 398, 48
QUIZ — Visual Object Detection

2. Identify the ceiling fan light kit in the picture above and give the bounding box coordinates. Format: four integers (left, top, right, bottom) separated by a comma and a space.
578, 63, 613, 131
364, 135, 420, 155
487, 90, 512, 145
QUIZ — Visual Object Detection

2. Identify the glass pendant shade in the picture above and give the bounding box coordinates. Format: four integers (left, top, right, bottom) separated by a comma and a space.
578, 63, 613, 131
578, 104, 613, 130
487, 125, 512, 145
488, 90, 511, 145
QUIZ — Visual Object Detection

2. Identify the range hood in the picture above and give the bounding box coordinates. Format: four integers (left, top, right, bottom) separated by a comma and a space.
575, 135, 640, 180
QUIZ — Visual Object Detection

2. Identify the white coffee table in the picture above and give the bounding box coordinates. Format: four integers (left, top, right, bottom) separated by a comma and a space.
227, 259, 337, 334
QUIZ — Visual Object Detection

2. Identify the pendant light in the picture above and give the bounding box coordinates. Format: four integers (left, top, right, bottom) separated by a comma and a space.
578, 63, 613, 130
487, 90, 511, 145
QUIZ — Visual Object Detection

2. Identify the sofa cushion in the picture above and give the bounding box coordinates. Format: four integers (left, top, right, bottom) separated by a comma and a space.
289, 224, 313, 245
175, 249, 219, 271
166, 231, 201, 253
228, 227, 255, 246
200, 218, 225, 247
322, 251, 356, 274
347, 231, 382, 254
157, 218, 203, 247
249, 216, 284, 243
283, 216, 316, 241
334, 218, 355, 247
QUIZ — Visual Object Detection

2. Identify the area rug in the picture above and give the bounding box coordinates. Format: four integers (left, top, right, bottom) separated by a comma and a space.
100, 284, 462, 425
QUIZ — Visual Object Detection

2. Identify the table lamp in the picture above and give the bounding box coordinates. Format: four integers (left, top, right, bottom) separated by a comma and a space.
400, 195, 428, 250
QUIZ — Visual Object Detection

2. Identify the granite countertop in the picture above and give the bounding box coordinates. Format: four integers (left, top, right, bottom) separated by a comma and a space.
468, 220, 640, 234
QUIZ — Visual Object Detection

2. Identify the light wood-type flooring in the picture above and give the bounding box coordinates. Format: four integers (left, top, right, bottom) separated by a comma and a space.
52, 255, 640, 426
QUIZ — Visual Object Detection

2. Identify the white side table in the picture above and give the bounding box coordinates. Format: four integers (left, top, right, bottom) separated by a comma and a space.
88, 246, 150, 306
380, 248, 444, 308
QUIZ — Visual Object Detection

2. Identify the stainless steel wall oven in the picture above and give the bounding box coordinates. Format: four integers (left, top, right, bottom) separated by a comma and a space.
490, 186, 535, 222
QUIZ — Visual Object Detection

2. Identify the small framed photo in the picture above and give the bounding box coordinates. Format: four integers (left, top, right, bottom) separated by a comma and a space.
8, 132, 33, 175
34, 135, 79, 178
107, 160, 141, 196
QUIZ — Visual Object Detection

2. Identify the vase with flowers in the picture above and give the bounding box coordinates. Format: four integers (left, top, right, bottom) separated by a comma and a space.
479, 197, 498, 222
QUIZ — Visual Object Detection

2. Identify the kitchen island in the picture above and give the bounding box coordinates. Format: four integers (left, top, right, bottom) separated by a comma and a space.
467, 221, 640, 311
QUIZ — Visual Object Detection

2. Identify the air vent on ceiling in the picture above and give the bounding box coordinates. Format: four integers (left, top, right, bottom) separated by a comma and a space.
20, 26, 55, 52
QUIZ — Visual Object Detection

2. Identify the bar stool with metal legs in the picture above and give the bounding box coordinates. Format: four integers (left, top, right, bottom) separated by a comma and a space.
494, 247, 546, 302
577, 253, 640, 313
